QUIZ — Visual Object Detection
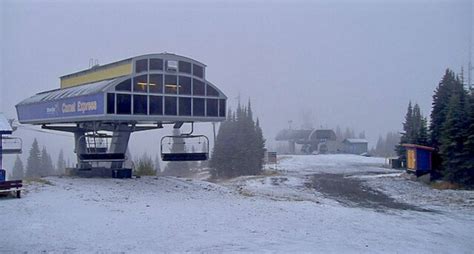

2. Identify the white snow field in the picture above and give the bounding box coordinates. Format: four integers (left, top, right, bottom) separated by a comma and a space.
1, 155, 473, 253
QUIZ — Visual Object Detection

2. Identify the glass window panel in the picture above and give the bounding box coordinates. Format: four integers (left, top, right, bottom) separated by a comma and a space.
116, 79, 131, 91
149, 74, 163, 93
207, 99, 218, 117
206, 84, 219, 96
149, 96, 163, 115
107, 93, 115, 114
166, 60, 178, 72
150, 58, 163, 71
179, 76, 191, 95
193, 64, 204, 78
133, 95, 147, 115
116, 94, 131, 114
133, 75, 148, 93
179, 61, 191, 74
193, 98, 205, 116
193, 79, 205, 95
164, 96, 177, 115
165, 75, 178, 94
219, 99, 226, 117
179, 98, 192, 116
135, 59, 148, 73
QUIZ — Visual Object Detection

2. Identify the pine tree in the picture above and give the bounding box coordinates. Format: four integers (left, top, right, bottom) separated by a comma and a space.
254, 118, 266, 173
396, 102, 413, 163
412, 103, 422, 142
461, 90, 474, 185
439, 88, 468, 183
417, 116, 429, 146
430, 69, 458, 148
39, 146, 55, 176
11, 155, 24, 180
56, 149, 66, 176
26, 138, 41, 178
210, 100, 265, 178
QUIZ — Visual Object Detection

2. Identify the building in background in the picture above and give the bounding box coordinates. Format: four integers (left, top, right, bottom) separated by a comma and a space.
342, 139, 368, 155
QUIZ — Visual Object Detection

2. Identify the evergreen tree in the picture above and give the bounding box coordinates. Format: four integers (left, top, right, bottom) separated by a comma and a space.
417, 116, 429, 146
396, 102, 413, 163
26, 138, 41, 178
397, 102, 429, 162
430, 69, 458, 148
373, 132, 400, 157
39, 146, 55, 176
254, 118, 266, 173
210, 100, 265, 178
460, 91, 474, 185
56, 149, 66, 176
439, 88, 468, 183
11, 155, 24, 180
412, 103, 422, 141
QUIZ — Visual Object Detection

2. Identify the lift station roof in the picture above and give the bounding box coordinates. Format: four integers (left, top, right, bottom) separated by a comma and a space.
16, 53, 227, 124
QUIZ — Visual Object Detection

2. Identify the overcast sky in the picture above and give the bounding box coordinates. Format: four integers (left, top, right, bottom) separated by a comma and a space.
0, 0, 472, 167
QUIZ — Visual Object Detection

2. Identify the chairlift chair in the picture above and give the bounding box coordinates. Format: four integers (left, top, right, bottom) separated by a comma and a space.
160, 134, 209, 161
1, 136, 22, 154
77, 133, 125, 162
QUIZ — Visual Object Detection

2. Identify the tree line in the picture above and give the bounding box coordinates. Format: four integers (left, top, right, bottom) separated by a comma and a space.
10, 138, 69, 180
398, 69, 474, 186
210, 101, 265, 178
370, 132, 400, 157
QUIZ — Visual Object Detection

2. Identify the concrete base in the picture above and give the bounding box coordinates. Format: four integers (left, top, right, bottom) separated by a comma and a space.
66, 167, 132, 178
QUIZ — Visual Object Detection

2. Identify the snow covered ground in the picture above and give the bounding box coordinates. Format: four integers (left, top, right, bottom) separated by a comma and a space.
1, 155, 473, 253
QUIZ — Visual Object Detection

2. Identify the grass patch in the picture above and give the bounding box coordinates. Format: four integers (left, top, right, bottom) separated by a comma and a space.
25, 178, 54, 186
431, 181, 461, 190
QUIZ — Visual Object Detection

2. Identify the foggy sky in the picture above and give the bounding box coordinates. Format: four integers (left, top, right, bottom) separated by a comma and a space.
0, 0, 472, 168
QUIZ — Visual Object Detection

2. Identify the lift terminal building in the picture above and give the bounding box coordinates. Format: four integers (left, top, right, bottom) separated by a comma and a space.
16, 53, 227, 177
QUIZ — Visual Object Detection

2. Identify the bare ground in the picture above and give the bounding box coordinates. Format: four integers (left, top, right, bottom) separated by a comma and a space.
309, 173, 431, 212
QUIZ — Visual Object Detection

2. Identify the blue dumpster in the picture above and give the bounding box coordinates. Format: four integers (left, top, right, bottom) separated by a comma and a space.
0, 169, 6, 182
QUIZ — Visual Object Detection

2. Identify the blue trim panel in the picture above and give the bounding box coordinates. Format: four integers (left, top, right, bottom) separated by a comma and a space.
17, 93, 104, 122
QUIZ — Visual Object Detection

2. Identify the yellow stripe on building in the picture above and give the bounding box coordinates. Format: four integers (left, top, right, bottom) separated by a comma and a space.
60, 62, 132, 88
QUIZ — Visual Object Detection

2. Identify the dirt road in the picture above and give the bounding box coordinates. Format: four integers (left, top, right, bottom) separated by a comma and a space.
310, 173, 430, 212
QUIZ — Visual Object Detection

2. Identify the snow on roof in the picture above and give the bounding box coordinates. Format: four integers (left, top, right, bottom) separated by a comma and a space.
344, 138, 368, 144
0, 113, 13, 134
16, 78, 122, 106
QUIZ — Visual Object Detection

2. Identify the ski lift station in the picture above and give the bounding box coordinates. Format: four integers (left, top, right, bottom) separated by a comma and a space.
16, 53, 227, 177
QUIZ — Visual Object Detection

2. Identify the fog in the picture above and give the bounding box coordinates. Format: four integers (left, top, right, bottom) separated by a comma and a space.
0, 0, 472, 168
